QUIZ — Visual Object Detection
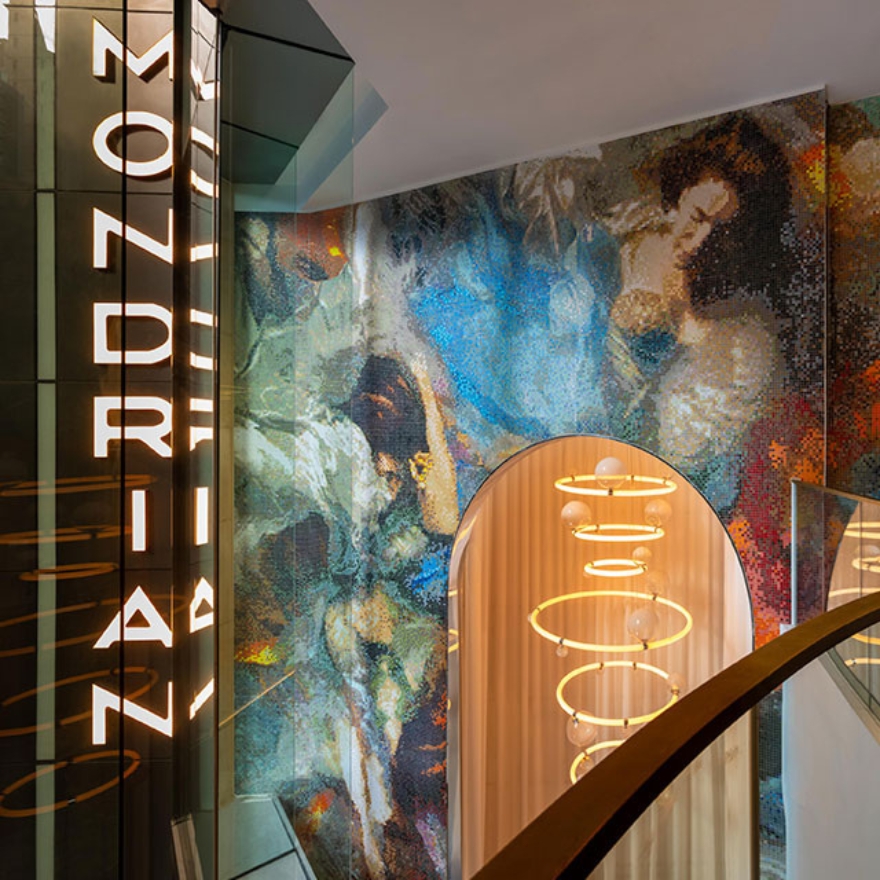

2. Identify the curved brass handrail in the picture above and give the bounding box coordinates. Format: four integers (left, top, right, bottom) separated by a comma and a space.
472, 591, 880, 880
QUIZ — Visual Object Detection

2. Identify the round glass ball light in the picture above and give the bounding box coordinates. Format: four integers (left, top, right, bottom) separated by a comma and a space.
644, 569, 669, 596
566, 716, 598, 748
595, 456, 628, 490
561, 500, 592, 531
858, 543, 880, 560
644, 498, 673, 527
627, 605, 659, 643
632, 545, 653, 565
668, 673, 687, 696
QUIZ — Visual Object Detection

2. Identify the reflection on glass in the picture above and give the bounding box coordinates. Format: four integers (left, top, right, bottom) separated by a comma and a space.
220, 8, 355, 880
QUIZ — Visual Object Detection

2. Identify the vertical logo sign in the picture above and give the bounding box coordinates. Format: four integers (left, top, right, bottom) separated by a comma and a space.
85, 14, 217, 746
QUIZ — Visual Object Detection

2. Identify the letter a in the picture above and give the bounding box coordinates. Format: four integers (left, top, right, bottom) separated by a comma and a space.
94, 586, 173, 648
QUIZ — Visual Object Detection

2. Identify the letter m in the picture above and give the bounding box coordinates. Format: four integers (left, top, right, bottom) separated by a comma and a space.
92, 19, 173, 80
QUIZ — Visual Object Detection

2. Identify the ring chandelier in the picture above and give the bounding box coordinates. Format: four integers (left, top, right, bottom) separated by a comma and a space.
448, 627, 460, 654
555, 474, 677, 498
0, 749, 141, 818
569, 740, 625, 785
573, 523, 665, 543
529, 590, 693, 653
556, 660, 681, 727
852, 556, 880, 574
844, 656, 880, 667
583, 558, 647, 578
827, 587, 880, 641
844, 522, 880, 540
827, 587, 880, 602
852, 631, 880, 647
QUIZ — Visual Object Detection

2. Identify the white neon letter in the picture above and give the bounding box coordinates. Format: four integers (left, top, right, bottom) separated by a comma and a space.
189, 577, 214, 633
190, 242, 217, 263
190, 59, 217, 101
132, 490, 147, 552
194, 487, 209, 546
93, 302, 172, 365
94, 586, 172, 648
191, 126, 218, 197
92, 20, 173, 80
190, 309, 215, 327
35, 1, 55, 54
189, 398, 214, 450
93, 111, 173, 178
189, 679, 214, 720
93, 208, 173, 268
92, 682, 173, 744
94, 396, 172, 458
189, 309, 216, 369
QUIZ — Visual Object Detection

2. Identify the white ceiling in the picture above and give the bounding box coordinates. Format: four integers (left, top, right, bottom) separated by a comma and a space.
310, 0, 880, 204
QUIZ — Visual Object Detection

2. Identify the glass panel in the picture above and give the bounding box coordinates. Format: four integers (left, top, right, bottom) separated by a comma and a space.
0, 193, 36, 381
220, 11, 354, 879
175, 3, 219, 876
1, 3, 220, 877
0, 5, 126, 876
587, 714, 754, 880
827, 496, 880, 715
585, 616, 880, 880
0, 4, 36, 191
793, 481, 880, 720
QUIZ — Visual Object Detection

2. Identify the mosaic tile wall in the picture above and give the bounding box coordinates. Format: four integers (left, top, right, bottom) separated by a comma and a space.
233, 92, 826, 878
828, 96, 880, 496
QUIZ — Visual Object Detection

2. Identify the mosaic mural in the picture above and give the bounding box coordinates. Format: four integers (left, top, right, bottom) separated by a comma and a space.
233, 92, 826, 878
828, 96, 880, 496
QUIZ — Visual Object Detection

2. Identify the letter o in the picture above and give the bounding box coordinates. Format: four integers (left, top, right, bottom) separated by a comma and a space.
190, 126, 218, 197
92, 111, 173, 178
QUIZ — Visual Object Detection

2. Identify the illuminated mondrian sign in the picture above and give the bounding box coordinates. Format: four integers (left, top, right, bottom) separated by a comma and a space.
0, 0, 217, 852
0, 4, 217, 872
84, 11, 218, 744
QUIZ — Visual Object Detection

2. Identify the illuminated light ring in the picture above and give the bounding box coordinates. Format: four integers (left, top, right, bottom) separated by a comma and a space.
852, 556, 880, 574
0, 525, 128, 546
827, 586, 880, 610
844, 656, 880, 667
529, 590, 692, 653
556, 660, 679, 727
827, 587, 880, 599
555, 474, 677, 498
0, 474, 153, 497
828, 588, 880, 643
573, 524, 664, 543
448, 628, 460, 654
0, 598, 119, 659
0, 749, 140, 818
20, 562, 118, 582
0, 667, 159, 738
569, 740, 625, 785
852, 631, 880, 647
583, 558, 647, 578
844, 522, 880, 540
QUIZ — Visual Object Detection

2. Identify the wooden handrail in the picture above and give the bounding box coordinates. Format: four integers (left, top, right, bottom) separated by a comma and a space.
472, 591, 880, 880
